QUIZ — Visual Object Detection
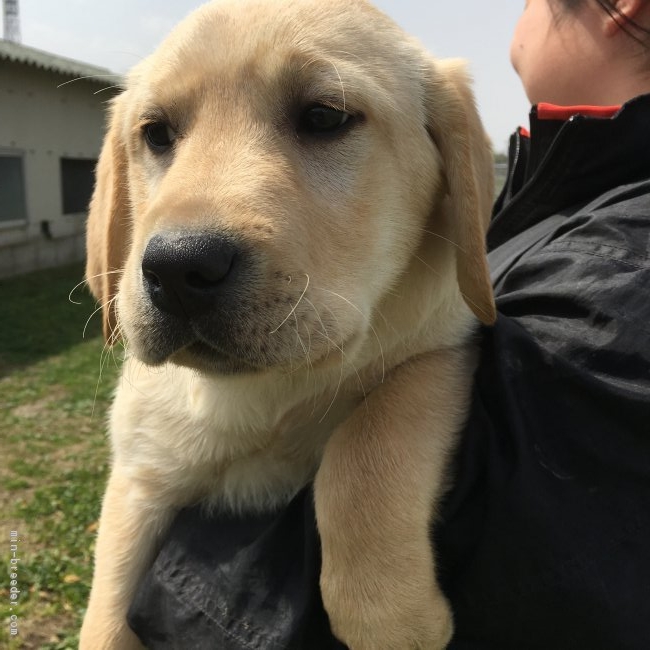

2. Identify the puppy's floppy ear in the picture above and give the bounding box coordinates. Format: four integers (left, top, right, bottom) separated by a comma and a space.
86, 95, 131, 342
425, 59, 496, 325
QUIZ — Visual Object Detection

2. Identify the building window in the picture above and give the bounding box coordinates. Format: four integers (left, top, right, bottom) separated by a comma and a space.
60, 158, 97, 215
0, 154, 28, 223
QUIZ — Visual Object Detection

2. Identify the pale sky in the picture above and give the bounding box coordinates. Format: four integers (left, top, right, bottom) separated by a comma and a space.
7, 1, 530, 152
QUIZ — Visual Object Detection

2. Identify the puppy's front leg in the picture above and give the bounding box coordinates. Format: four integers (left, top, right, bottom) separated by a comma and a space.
315, 348, 473, 650
80, 469, 175, 650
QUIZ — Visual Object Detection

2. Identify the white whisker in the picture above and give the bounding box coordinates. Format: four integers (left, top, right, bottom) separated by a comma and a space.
57, 74, 122, 89
299, 56, 319, 72
68, 269, 121, 304
420, 228, 466, 253
414, 254, 443, 279
94, 85, 123, 95
331, 49, 366, 64
304, 297, 331, 355
316, 334, 368, 423
270, 274, 310, 334
68, 279, 88, 305
318, 338, 345, 424
314, 287, 385, 383
83, 304, 104, 339
295, 313, 317, 385
415, 255, 492, 320
296, 311, 313, 360
93, 321, 117, 417
312, 302, 369, 418
293, 313, 306, 354
301, 56, 347, 110
330, 61, 345, 112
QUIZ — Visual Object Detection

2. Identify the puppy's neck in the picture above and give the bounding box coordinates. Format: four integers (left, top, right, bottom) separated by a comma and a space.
187, 361, 365, 438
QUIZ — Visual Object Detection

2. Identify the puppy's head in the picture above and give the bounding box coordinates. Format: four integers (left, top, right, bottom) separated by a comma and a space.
87, 0, 495, 375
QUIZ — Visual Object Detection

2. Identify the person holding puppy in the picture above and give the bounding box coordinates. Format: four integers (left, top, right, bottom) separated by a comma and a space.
128, 1, 650, 648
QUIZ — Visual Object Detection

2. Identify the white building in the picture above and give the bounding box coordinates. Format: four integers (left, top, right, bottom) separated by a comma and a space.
0, 39, 119, 277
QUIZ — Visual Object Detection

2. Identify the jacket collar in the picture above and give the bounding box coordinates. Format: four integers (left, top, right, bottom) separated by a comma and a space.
489, 93, 650, 251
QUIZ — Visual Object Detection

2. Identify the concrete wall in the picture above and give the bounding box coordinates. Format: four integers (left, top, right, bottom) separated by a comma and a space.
0, 61, 113, 277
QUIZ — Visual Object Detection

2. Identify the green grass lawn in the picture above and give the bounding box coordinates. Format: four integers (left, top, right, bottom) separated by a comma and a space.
1, 264, 120, 649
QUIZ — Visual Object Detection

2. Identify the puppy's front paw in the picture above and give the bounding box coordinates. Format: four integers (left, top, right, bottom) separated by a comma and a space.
321, 571, 453, 650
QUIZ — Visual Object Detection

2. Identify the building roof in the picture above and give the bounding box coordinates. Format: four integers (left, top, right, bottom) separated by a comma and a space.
0, 39, 121, 86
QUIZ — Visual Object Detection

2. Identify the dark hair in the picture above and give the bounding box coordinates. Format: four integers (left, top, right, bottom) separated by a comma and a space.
554, 0, 650, 48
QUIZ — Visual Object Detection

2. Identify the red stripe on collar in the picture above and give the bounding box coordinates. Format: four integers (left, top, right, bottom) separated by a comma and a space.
537, 103, 621, 120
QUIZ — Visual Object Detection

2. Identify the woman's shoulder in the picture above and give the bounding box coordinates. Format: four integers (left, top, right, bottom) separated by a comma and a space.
490, 94, 650, 253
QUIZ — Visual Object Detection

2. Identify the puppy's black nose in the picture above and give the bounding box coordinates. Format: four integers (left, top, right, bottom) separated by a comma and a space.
141, 232, 239, 318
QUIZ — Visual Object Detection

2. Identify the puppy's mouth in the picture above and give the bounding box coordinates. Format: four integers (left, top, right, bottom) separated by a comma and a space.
172, 340, 267, 375
130, 308, 287, 375
128, 293, 352, 376
132, 316, 333, 376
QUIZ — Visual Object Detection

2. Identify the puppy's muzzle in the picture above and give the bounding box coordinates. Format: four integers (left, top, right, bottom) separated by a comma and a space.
142, 232, 239, 319
133, 230, 321, 374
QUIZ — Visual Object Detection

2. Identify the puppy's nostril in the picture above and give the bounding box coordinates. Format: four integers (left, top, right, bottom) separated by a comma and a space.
143, 269, 162, 289
186, 270, 221, 290
192, 251, 235, 289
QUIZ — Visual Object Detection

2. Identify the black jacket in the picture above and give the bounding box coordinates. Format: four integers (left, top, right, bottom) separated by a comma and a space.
128, 95, 650, 649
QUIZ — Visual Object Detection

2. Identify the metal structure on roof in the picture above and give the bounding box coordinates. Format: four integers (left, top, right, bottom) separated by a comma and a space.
3, 0, 21, 43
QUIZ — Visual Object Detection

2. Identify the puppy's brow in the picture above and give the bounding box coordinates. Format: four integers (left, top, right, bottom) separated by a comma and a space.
138, 107, 171, 124
282, 53, 349, 102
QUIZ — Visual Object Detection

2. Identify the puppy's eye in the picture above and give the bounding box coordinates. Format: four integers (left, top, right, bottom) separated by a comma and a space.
298, 105, 352, 135
143, 122, 176, 153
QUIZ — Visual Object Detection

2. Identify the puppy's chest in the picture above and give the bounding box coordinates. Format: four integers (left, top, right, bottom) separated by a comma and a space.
216, 398, 362, 510
203, 393, 361, 510
113, 362, 363, 509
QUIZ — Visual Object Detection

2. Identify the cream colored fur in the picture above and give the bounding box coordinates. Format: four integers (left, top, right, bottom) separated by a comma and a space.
81, 0, 495, 648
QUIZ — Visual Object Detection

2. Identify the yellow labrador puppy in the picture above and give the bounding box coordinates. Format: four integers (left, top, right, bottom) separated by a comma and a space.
81, 0, 495, 648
